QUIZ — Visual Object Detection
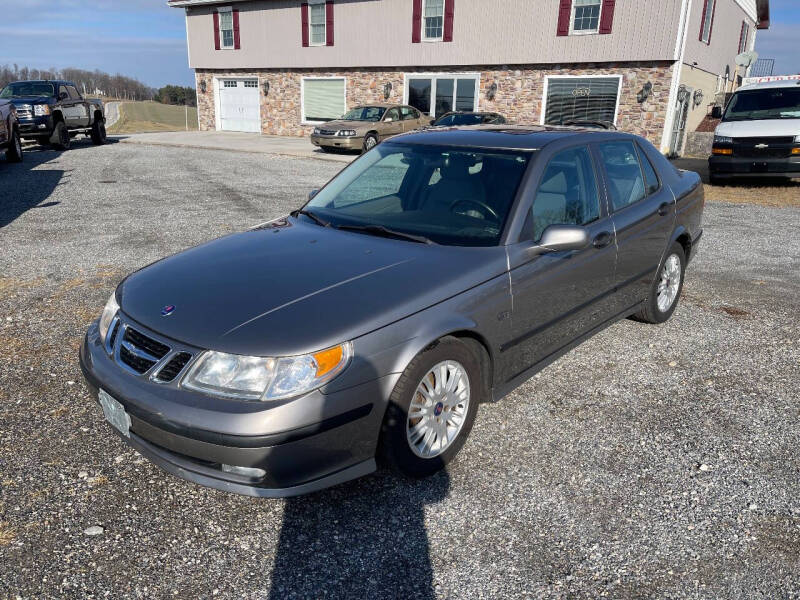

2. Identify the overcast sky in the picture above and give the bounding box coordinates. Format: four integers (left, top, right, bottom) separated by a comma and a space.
0, 0, 798, 89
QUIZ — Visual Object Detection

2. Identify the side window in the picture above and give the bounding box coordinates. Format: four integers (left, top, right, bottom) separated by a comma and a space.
401, 106, 417, 121
385, 108, 400, 121
597, 141, 646, 211
637, 144, 660, 196
67, 86, 81, 100
58, 85, 69, 99
526, 146, 600, 242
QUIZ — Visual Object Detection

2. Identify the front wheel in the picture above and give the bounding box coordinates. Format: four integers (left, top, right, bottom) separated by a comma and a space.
633, 242, 686, 324
380, 337, 481, 477
90, 120, 107, 145
362, 133, 378, 154
50, 121, 70, 150
6, 127, 23, 163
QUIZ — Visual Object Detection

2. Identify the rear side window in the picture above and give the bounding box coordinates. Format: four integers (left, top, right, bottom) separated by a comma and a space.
401, 106, 419, 120
597, 141, 646, 211
526, 146, 600, 242
67, 86, 81, 100
637, 144, 660, 196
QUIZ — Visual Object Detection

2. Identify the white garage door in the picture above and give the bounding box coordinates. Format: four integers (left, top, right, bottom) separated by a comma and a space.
219, 79, 260, 133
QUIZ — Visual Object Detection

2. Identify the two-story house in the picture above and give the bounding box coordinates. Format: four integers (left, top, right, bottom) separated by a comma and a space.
169, 0, 770, 155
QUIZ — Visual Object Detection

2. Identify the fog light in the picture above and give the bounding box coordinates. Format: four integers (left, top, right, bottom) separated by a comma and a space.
38, 124, 47, 129
221, 464, 266, 479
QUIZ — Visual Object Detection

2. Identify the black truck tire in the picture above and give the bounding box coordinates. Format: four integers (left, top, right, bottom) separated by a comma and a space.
50, 121, 70, 151
90, 119, 107, 145
6, 127, 23, 163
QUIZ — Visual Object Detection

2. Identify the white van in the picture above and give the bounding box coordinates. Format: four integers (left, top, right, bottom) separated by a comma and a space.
709, 78, 800, 184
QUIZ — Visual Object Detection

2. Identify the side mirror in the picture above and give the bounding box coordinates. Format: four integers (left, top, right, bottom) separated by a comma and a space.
59, 91, 69, 101
528, 225, 589, 256
711, 106, 723, 119
308, 189, 319, 200
384, 117, 394, 123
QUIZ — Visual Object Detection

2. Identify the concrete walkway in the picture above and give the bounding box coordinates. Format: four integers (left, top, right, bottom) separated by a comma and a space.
116, 130, 355, 163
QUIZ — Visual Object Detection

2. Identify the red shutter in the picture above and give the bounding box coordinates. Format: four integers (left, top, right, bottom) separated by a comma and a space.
598, 0, 616, 34
213, 11, 220, 50
443, 0, 455, 42
698, 0, 708, 41
556, 0, 571, 36
326, 0, 334, 46
412, 0, 422, 43
233, 9, 241, 49
301, 3, 309, 47
738, 21, 746, 53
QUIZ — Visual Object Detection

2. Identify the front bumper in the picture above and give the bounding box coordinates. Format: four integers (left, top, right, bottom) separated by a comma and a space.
310, 134, 364, 151
18, 115, 53, 137
79, 321, 392, 497
709, 154, 800, 178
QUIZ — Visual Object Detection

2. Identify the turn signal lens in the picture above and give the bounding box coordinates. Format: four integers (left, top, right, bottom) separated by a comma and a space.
313, 345, 345, 377
712, 148, 733, 155
791, 148, 800, 155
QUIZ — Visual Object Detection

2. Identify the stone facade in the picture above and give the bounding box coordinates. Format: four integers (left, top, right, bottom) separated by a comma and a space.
194, 61, 675, 148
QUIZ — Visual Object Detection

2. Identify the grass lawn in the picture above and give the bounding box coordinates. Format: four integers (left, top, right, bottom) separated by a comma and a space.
109, 101, 198, 134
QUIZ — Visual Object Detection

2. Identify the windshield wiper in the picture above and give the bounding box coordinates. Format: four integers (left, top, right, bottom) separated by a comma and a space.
335, 224, 436, 244
289, 209, 330, 227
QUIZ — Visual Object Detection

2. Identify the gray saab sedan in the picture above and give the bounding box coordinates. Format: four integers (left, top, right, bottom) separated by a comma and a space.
80, 126, 704, 497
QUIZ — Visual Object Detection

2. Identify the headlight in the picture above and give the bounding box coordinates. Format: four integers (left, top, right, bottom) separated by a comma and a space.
33, 105, 51, 116
713, 135, 733, 144
98, 292, 119, 343
182, 342, 352, 401
794, 135, 800, 143
313, 127, 321, 135
336, 129, 357, 137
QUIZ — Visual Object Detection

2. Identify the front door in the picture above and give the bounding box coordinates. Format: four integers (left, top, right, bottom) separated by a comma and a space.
594, 140, 675, 311
501, 145, 617, 383
219, 79, 260, 133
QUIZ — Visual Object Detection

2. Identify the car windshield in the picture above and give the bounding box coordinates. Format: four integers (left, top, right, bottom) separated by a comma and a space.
341, 107, 386, 121
723, 88, 800, 121
0, 82, 56, 98
304, 142, 533, 246
434, 113, 485, 126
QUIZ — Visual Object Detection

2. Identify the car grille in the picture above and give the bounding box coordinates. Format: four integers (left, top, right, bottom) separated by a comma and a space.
732, 137, 796, 158
16, 105, 33, 120
119, 327, 171, 374
317, 129, 338, 136
155, 352, 193, 382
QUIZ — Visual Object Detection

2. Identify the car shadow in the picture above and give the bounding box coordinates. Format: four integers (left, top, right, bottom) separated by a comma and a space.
670, 157, 800, 187
268, 468, 449, 600
0, 137, 119, 229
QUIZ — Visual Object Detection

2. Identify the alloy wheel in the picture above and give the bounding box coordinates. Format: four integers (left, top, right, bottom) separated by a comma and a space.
656, 253, 681, 312
364, 136, 377, 150
406, 360, 470, 459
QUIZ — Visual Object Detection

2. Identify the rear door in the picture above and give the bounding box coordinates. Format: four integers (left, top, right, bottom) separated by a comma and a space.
594, 139, 675, 311
502, 144, 617, 381
380, 107, 404, 140
66, 85, 89, 127
400, 106, 422, 132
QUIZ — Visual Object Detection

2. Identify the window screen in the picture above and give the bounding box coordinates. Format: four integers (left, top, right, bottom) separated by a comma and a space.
544, 77, 619, 125
219, 11, 234, 48
424, 0, 444, 40
309, 2, 326, 45
303, 79, 345, 122
573, 0, 601, 33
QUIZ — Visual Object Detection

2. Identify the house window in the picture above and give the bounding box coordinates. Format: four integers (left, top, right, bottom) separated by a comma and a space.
219, 8, 234, 49
572, 0, 602, 34
302, 77, 345, 123
406, 74, 479, 118
700, 0, 715, 43
423, 0, 445, 41
738, 21, 750, 54
309, 1, 326, 46
543, 76, 621, 126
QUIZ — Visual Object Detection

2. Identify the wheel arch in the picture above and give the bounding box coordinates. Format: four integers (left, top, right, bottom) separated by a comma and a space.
52, 109, 65, 124
670, 225, 692, 260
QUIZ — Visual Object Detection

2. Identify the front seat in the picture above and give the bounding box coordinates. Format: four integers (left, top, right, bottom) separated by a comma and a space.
421, 154, 486, 214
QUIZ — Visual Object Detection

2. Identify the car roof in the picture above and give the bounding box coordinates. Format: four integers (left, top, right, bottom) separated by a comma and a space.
737, 79, 800, 91
9, 79, 72, 86
351, 103, 398, 109
386, 124, 632, 150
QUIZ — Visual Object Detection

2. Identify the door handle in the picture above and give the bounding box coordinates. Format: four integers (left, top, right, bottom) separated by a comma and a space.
657, 202, 671, 216
592, 231, 613, 249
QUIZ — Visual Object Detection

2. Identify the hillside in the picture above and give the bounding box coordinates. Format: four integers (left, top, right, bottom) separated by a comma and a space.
108, 101, 199, 134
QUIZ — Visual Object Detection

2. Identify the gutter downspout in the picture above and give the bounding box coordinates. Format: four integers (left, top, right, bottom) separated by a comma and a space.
660, 0, 693, 154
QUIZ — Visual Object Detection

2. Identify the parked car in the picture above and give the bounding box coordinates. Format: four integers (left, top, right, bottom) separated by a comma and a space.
0, 100, 23, 163
0, 80, 106, 150
562, 119, 617, 130
80, 126, 703, 498
709, 79, 800, 184
309, 104, 428, 153
431, 111, 506, 126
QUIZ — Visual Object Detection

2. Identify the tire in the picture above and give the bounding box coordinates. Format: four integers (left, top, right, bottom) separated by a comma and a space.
709, 173, 723, 186
6, 127, 23, 163
50, 121, 70, 150
633, 242, 686, 324
380, 336, 481, 477
362, 133, 379, 154
90, 119, 107, 145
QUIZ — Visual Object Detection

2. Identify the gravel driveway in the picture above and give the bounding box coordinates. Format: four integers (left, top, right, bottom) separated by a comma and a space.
1, 140, 799, 599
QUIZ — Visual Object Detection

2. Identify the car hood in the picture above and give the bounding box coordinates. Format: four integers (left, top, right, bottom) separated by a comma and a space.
320, 119, 381, 133
7, 97, 53, 105
118, 219, 508, 356
715, 118, 800, 138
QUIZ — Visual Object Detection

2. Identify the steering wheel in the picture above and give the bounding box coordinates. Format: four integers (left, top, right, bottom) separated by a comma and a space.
449, 199, 500, 222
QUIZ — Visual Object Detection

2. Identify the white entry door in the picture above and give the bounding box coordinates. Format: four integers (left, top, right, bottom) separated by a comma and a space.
219, 79, 260, 133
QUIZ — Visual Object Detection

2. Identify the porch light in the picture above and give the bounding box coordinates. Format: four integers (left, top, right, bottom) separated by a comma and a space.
263, 81, 270, 96
486, 82, 498, 101
383, 82, 392, 100
199, 79, 207, 94
636, 81, 652, 103
677, 85, 690, 104
693, 89, 704, 108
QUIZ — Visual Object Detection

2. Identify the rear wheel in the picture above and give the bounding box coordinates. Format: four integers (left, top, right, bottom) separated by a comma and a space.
380, 337, 481, 477
50, 121, 70, 150
6, 127, 23, 163
633, 242, 686, 324
90, 119, 107, 145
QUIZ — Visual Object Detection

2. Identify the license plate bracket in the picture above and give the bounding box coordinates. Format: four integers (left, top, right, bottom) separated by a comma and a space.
99, 389, 131, 438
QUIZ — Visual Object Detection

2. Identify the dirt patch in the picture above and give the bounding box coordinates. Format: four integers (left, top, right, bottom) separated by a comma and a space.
0, 521, 16, 546
720, 306, 750, 319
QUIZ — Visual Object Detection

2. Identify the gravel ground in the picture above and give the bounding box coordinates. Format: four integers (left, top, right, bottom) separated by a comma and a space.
1, 139, 799, 599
